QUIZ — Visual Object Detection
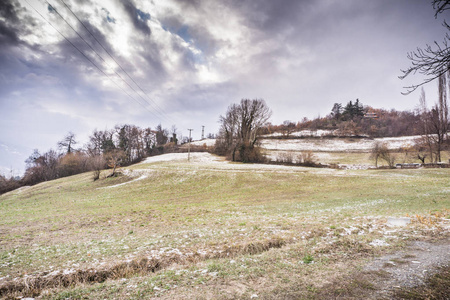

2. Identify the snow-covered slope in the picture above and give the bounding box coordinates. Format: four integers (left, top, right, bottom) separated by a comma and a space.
261, 135, 419, 152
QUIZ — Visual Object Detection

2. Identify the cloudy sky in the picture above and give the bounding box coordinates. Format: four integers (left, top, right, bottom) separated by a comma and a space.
0, 0, 448, 176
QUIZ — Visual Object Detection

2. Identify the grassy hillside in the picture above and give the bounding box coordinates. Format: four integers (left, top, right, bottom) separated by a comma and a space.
0, 153, 449, 299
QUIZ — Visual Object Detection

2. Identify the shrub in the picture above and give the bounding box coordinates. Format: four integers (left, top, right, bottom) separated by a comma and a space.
297, 151, 317, 166
370, 142, 396, 168
0, 174, 20, 195
276, 152, 294, 164
88, 155, 106, 181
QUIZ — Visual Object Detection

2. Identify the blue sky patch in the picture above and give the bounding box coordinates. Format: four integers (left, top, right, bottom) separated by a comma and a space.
136, 9, 151, 22
102, 8, 116, 24
176, 25, 192, 43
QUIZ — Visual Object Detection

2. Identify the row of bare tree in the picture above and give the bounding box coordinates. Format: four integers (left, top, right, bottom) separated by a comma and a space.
0, 124, 177, 194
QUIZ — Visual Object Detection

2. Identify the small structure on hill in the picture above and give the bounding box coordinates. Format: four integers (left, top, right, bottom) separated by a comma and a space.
364, 112, 379, 119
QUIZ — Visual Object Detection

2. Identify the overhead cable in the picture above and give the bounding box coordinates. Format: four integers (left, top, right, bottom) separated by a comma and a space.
58, 0, 171, 119
24, 0, 162, 119
45, 0, 171, 123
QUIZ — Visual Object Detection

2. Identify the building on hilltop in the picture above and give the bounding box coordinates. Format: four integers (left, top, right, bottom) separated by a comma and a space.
364, 111, 379, 119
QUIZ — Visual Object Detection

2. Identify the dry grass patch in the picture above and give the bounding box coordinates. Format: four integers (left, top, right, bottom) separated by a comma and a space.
0, 156, 448, 298
0, 237, 286, 299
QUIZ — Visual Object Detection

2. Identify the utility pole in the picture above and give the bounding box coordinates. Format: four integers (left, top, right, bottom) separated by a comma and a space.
188, 129, 193, 162
201, 126, 205, 140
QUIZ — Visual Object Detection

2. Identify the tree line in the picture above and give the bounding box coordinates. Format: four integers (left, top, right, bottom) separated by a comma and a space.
1, 98, 272, 195
1, 85, 448, 194
266, 99, 423, 138
0, 124, 178, 194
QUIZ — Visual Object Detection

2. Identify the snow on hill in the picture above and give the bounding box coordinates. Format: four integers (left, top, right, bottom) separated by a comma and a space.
188, 139, 216, 147
263, 129, 337, 137
140, 152, 224, 164
260, 135, 420, 152
182, 135, 420, 152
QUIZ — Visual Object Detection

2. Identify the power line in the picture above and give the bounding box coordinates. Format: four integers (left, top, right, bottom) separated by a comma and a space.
24, 0, 172, 123
44, 0, 171, 123
24, 0, 159, 119
58, 0, 170, 120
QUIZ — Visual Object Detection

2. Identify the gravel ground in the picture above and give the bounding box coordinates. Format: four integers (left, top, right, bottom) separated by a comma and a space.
364, 239, 450, 299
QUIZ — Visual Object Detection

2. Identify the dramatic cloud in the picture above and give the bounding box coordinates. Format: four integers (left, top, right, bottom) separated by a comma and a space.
0, 0, 448, 175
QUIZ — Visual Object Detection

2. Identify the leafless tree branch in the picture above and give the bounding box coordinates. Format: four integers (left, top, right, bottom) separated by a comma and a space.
433, 0, 450, 17
400, 1, 450, 94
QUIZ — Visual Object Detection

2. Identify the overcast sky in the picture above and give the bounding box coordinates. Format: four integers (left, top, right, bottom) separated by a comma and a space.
0, 0, 448, 176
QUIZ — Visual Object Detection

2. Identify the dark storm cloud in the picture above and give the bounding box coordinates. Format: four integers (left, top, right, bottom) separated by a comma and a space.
230, 0, 309, 32
0, 0, 121, 109
158, 13, 218, 58
0, 1, 44, 99
0, 0, 28, 47
170, 0, 202, 9
0, 0, 20, 23
135, 42, 168, 84
169, 80, 239, 111
0, 18, 20, 46
121, 0, 151, 35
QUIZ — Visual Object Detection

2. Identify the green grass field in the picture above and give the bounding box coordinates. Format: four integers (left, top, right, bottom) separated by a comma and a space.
0, 153, 449, 299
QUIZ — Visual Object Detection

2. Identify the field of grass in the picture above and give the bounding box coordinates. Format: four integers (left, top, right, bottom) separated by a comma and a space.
0, 153, 449, 299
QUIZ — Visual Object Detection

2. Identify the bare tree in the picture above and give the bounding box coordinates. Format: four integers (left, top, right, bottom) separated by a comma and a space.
418, 88, 435, 162
170, 125, 179, 144
429, 73, 449, 161
370, 142, 396, 168
414, 136, 430, 163
155, 124, 169, 146
433, 0, 450, 16
0, 174, 20, 195
86, 129, 115, 156
89, 155, 105, 181
370, 142, 382, 168
143, 127, 156, 154
417, 76, 450, 162
23, 149, 60, 183
105, 150, 126, 177
58, 131, 77, 154
216, 99, 272, 162
281, 120, 296, 137
400, 1, 450, 94
115, 124, 147, 163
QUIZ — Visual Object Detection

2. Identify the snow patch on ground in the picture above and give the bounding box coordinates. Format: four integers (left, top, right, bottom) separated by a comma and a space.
140, 152, 224, 164
105, 175, 148, 189
264, 129, 337, 137
183, 135, 420, 152
370, 239, 390, 247
137, 152, 334, 174
189, 139, 216, 147
261, 136, 420, 152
